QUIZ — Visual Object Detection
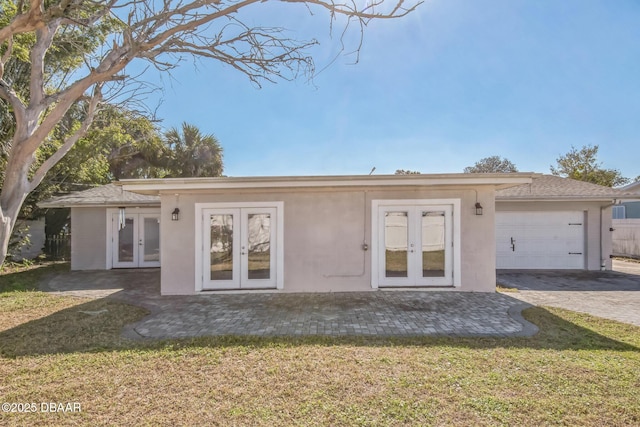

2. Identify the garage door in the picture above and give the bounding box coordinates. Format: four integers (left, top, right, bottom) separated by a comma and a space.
496, 211, 585, 269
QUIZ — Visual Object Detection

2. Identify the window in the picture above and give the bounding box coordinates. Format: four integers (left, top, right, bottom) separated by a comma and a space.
612, 205, 626, 220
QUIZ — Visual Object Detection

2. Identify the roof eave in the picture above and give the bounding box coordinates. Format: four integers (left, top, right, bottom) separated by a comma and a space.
496, 196, 623, 203
38, 201, 161, 209
118, 173, 537, 195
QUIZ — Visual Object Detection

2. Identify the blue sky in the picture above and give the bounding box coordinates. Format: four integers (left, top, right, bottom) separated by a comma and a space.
134, 0, 640, 179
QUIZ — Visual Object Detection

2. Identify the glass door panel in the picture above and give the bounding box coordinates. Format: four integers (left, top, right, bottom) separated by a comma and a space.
384, 212, 409, 278
246, 213, 271, 280
241, 208, 277, 288
209, 214, 235, 281
117, 218, 135, 264
421, 211, 445, 278
141, 216, 161, 266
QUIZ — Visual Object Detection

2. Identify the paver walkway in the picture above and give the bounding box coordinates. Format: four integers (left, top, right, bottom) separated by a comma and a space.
42, 270, 537, 339
497, 259, 640, 327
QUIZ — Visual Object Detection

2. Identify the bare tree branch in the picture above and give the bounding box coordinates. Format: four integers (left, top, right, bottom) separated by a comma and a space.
0, 0, 44, 44
29, 21, 58, 109
0, 36, 13, 80
0, 80, 26, 115
29, 84, 103, 191
0, 0, 420, 265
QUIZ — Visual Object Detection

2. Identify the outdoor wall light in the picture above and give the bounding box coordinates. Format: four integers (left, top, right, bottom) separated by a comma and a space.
475, 202, 483, 216
171, 208, 180, 221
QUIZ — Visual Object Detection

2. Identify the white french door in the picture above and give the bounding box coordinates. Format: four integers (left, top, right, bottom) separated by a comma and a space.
111, 213, 161, 268
377, 204, 453, 287
202, 207, 277, 289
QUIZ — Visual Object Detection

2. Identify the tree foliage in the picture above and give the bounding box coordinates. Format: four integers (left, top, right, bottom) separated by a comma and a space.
0, 0, 419, 265
164, 123, 223, 178
81, 105, 165, 180
550, 145, 629, 187
463, 156, 518, 173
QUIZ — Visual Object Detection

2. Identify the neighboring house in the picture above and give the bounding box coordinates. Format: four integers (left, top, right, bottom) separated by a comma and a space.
612, 180, 640, 219
611, 180, 640, 258
495, 175, 636, 270
40, 173, 634, 295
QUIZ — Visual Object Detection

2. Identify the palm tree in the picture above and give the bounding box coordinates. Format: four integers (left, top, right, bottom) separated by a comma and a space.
164, 122, 224, 177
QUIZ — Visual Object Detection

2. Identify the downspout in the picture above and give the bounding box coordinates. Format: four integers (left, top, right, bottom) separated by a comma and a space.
600, 199, 618, 271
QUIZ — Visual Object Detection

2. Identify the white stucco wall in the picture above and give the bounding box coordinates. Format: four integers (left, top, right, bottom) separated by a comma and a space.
13, 218, 46, 260
496, 201, 614, 270
71, 207, 107, 270
159, 185, 497, 295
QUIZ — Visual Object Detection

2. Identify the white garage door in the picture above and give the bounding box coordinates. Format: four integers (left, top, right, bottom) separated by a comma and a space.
496, 211, 585, 269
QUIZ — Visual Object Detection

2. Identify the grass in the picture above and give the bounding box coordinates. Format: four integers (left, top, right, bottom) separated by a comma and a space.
496, 284, 518, 293
1, 264, 640, 425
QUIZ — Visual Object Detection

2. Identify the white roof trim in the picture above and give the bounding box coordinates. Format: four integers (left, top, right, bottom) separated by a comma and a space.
620, 181, 640, 192
496, 197, 622, 203
38, 201, 161, 208
118, 173, 536, 194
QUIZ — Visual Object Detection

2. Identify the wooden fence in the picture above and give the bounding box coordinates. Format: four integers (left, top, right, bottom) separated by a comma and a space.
45, 233, 71, 260
612, 219, 640, 259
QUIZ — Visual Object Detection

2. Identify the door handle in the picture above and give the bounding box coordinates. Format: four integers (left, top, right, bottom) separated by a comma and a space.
139, 239, 143, 246
510, 237, 516, 252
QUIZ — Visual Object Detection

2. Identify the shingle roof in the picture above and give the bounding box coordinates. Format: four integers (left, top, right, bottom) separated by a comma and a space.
496, 174, 636, 200
38, 183, 159, 208
620, 180, 640, 193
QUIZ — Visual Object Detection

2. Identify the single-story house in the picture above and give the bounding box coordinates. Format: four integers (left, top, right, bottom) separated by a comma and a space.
40, 173, 634, 295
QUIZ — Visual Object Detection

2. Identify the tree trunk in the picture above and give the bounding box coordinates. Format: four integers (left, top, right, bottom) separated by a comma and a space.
0, 201, 22, 267
0, 155, 31, 268
0, 215, 11, 267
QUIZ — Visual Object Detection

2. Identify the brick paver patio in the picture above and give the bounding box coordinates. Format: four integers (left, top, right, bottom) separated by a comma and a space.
42, 269, 538, 339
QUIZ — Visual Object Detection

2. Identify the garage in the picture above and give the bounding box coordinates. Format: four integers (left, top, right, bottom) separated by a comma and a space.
496, 211, 585, 269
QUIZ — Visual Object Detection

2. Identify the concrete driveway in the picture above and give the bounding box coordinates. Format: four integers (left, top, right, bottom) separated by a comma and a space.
497, 259, 640, 327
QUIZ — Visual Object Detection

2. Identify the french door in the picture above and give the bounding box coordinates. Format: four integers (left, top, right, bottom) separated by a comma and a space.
377, 204, 453, 287
202, 207, 277, 289
112, 213, 160, 268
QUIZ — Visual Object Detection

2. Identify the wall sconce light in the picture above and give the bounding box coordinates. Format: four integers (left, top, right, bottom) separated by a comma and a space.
171, 208, 180, 221
475, 202, 483, 216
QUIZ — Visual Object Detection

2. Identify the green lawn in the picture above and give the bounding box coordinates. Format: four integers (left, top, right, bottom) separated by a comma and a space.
1, 263, 639, 426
